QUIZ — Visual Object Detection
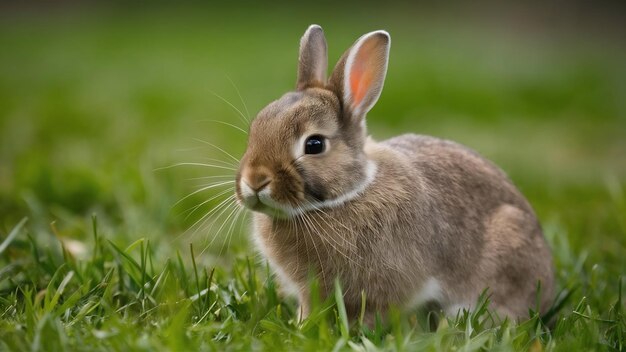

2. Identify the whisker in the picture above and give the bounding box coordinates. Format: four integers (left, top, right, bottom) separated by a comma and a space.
170, 193, 235, 243
298, 212, 327, 286
236, 209, 248, 240
199, 157, 239, 168
290, 211, 300, 279
173, 145, 216, 153
296, 201, 364, 268
172, 180, 235, 208
155, 162, 237, 172
192, 180, 235, 188
301, 209, 361, 296
200, 200, 240, 255
192, 138, 241, 164
219, 205, 244, 256
296, 219, 308, 276
181, 187, 235, 220
302, 201, 359, 250
190, 179, 235, 187
185, 195, 236, 241
186, 175, 235, 182
214, 204, 241, 246
307, 203, 409, 279
194, 119, 248, 135
209, 90, 249, 124
219, 205, 242, 255
221, 208, 240, 256
225, 74, 251, 121
191, 200, 237, 248
304, 202, 350, 233
302, 207, 363, 267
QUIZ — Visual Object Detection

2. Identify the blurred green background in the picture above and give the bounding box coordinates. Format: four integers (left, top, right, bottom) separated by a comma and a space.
1, 2, 625, 276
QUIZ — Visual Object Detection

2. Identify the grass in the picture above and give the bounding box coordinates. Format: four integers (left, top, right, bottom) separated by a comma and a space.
1, 3, 625, 351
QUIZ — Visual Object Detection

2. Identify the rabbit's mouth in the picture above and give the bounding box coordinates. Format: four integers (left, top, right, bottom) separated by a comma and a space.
250, 202, 291, 219
238, 183, 293, 218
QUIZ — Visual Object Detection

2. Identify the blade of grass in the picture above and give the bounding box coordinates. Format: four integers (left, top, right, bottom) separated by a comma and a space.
0, 217, 27, 255
334, 278, 349, 340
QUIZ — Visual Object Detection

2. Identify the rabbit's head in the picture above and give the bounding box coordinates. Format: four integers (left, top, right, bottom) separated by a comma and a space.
236, 25, 390, 217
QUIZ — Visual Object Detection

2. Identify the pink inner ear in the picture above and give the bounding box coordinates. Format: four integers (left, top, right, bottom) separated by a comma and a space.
350, 62, 373, 108
349, 38, 380, 110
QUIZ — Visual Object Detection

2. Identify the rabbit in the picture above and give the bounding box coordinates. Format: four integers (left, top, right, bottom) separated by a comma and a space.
234, 24, 554, 325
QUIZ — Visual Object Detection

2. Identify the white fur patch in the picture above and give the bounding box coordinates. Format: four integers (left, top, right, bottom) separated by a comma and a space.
240, 181, 255, 199
445, 303, 471, 317
293, 159, 377, 214
292, 134, 308, 159
251, 224, 300, 297
406, 277, 442, 309
258, 188, 282, 209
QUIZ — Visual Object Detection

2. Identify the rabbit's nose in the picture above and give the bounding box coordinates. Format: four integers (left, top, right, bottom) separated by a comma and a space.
241, 172, 272, 201
247, 174, 271, 192
248, 177, 271, 193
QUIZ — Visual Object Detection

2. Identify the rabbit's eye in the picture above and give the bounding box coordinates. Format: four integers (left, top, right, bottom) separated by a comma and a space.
305, 135, 325, 155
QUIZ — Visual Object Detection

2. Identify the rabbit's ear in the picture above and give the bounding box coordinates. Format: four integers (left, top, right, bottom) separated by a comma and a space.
296, 25, 328, 90
329, 30, 390, 118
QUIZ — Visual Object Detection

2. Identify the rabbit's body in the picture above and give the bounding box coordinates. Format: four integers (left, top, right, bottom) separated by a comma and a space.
236, 25, 554, 323
253, 134, 553, 321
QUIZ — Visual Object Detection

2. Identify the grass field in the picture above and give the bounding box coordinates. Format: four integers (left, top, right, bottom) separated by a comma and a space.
1, 4, 625, 351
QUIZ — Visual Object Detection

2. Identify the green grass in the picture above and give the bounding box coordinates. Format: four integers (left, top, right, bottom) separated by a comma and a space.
1, 4, 625, 351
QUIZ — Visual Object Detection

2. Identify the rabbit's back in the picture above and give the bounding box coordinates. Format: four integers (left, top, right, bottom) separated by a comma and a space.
383, 133, 533, 214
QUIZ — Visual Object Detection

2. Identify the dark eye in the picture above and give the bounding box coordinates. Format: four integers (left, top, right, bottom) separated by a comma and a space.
305, 135, 326, 155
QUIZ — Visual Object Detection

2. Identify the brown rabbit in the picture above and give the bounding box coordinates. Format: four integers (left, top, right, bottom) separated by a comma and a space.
235, 25, 554, 324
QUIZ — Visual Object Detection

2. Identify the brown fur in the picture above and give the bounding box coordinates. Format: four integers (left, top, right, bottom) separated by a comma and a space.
235, 25, 554, 324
